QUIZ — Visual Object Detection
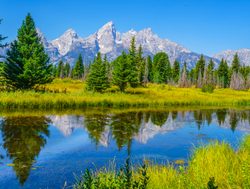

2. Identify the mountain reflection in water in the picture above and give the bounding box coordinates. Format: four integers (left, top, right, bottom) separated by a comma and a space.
0, 109, 249, 188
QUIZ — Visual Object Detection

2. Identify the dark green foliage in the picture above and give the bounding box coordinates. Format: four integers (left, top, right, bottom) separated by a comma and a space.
111, 112, 141, 151
202, 84, 215, 93
240, 65, 250, 85
56, 60, 64, 78
218, 59, 229, 88
147, 56, 153, 82
207, 177, 218, 189
72, 54, 84, 79
138, 164, 149, 189
137, 45, 146, 84
64, 62, 71, 78
189, 68, 196, 84
151, 111, 169, 126
172, 60, 180, 84
195, 55, 206, 81
124, 158, 132, 188
153, 52, 171, 83
1, 13, 53, 89
86, 52, 109, 92
231, 53, 240, 73
128, 37, 139, 87
52, 65, 57, 77
74, 158, 149, 189
207, 59, 215, 84
103, 55, 112, 82
74, 169, 93, 189
84, 114, 109, 145
112, 52, 130, 92
0, 116, 50, 185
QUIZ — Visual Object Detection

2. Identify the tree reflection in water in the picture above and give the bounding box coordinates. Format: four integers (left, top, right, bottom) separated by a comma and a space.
0, 109, 250, 186
0, 116, 50, 185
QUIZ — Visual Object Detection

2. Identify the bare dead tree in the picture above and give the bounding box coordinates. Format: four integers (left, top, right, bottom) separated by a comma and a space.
230, 71, 245, 90
179, 65, 190, 87
197, 70, 203, 88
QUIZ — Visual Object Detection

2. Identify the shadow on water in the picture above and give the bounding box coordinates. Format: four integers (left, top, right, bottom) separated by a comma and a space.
0, 108, 249, 187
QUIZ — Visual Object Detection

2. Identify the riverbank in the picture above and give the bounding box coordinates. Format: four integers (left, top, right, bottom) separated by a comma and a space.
0, 79, 250, 110
74, 135, 250, 189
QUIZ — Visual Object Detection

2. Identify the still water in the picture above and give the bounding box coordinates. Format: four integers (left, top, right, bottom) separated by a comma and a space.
0, 109, 249, 188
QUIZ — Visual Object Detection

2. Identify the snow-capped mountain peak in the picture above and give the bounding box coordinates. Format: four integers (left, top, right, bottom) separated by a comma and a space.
213, 48, 250, 66
96, 21, 117, 54
2, 21, 250, 67
51, 28, 80, 56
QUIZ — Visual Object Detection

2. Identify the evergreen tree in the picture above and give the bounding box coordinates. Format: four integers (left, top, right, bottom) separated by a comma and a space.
217, 59, 229, 88
147, 56, 153, 82
195, 55, 206, 81
240, 65, 250, 87
142, 58, 149, 86
52, 65, 57, 77
86, 52, 109, 92
172, 60, 180, 84
231, 53, 241, 73
72, 54, 84, 79
207, 59, 215, 84
112, 52, 130, 92
64, 62, 71, 78
153, 52, 171, 83
189, 68, 195, 85
103, 55, 112, 82
128, 37, 139, 87
1, 13, 53, 89
56, 60, 64, 78
136, 45, 145, 84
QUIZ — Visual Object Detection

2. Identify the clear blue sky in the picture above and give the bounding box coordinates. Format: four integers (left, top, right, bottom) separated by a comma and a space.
1, 0, 250, 56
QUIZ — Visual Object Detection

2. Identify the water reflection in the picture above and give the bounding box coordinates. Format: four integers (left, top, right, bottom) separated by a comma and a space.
50, 109, 250, 147
0, 109, 249, 187
0, 116, 50, 185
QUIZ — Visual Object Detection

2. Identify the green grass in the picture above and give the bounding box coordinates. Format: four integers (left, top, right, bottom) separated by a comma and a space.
0, 78, 250, 110
74, 135, 250, 189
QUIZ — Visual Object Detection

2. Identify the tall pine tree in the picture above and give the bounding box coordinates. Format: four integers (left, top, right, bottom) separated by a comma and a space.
128, 37, 139, 87
72, 54, 84, 79
112, 52, 130, 92
218, 59, 229, 88
172, 60, 180, 84
86, 52, 109, 92
136, 45, 146, 84
1, 13, 52, 89
64, 62, 71, 78
195, 55, 206, 81
56, 60, 64, 78
147, 56, 153, 82
207, 59, 215, 84
153, 52, 171, 83
231, 53, 241, 73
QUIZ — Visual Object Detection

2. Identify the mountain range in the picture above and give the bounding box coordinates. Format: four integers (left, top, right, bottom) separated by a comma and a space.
1, 21, 250, 68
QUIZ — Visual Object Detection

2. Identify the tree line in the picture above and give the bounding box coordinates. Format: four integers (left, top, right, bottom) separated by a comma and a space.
0, 14, 250, 92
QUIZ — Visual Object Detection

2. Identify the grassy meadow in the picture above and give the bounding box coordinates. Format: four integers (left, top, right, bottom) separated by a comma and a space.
0, 78, 250, 110
74, 135, 250, 189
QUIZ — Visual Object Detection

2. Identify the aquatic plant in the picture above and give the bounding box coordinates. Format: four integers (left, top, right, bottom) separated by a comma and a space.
74, 135, 250, 189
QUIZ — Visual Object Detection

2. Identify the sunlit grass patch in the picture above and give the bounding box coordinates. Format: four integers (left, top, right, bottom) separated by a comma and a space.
0, 79, 249, 110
